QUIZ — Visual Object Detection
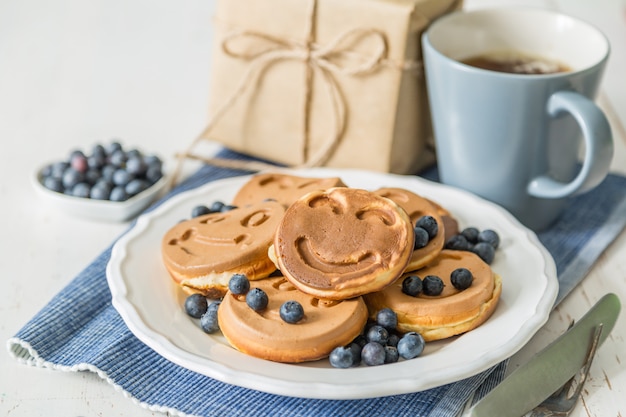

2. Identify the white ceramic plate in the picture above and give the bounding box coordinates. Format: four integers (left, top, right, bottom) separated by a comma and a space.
33, 165, 168, 222
107, 168, 558, 399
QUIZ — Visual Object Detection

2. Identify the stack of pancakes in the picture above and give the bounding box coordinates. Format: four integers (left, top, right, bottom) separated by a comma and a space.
161, 172, 502, 363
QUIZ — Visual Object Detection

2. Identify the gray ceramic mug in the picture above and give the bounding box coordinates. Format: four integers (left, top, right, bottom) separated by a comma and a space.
422, 8, 614, 231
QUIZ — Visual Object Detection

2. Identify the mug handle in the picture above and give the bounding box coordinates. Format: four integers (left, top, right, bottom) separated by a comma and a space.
527, 90, 613, 199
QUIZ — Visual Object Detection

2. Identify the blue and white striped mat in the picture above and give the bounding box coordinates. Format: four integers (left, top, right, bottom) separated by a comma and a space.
8, 149, 626, 417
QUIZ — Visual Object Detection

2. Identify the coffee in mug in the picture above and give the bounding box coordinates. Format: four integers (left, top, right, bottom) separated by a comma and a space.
461, 50, 571, 75
422, 8, 614, 231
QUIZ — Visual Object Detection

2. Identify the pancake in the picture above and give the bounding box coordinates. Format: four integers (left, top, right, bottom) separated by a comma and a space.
162, 200, 285, 298
232, 172, 346, 208
364, 250, 502, 341
374, 187, 445, 272
271, 187, 414, 300
425, 198, 460, 240
218, 276, 368, 363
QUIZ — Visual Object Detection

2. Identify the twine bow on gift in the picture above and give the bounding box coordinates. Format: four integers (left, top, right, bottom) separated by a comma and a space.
216, 25, 388, 167
173, 0, 421, 183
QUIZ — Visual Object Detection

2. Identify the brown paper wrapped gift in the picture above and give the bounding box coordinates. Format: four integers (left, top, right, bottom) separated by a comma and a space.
188, 0, 461, 174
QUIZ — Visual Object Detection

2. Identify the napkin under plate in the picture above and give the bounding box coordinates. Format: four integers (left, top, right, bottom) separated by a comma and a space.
8, 149, 626, 417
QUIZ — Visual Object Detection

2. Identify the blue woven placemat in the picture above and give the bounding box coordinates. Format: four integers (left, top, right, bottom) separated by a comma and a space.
7, 149, 626, 417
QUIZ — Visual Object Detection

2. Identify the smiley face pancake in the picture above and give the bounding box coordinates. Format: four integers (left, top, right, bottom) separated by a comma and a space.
271, 187, 414, 300
374, 187, 445, 272
218, 276, 368, 363
162, 200, 285, 298
232, 172, 346, 208
364, 250, 502, 341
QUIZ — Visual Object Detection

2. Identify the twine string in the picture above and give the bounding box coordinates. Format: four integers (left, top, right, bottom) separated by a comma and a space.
213, 26, 387, 160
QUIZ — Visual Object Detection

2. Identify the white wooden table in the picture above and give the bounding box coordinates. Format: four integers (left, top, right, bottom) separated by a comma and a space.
1, 0, 624, 416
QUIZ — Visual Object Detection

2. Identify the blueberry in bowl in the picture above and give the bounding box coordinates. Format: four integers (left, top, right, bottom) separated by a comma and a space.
33, 141, 168, 222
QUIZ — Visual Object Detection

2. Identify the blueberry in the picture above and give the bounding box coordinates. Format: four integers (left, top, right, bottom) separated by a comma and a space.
422, 275, 444, 296
92, 143, 106, 159
107, 141, 123, 155
329, 346, 354, 368
43, 176, 63, 193
402, 275, 423, 297
366, 325, 389, 345
62, 168, 85, 189
90, 183, 111, 200
143, 154, 163, 168
84, 168, 101, 185
478, 229, 500, 249
71, 182, 91, 198
361, 342, 386, 366
207, 300, 221, 313
246, 288, 268, 312
416, 215, 438, 239
145, 165, 163, 184
461, 227, 480, 243
112, 169, 132, 186
126, 148, 142, 159
41, 164, 53, 177
95, 178, 114, 190
473, 242, 495, 264
280, 300, 304, 324
220, 204, 238, 212
451, 268, 473, 290
184, 293, 208, 318
200, 302, 220, 333
68, 149, 84, 159
50, 161, 69, 179
445, 234, 472, 251
209, 201, 225, 212
349, 341, 363, 366
352, 334, 368, 348
384, 346, 399, 363
376, 308, 398, 330
109, 150, 127, 167
126, 156, 147, 176
101, 165, 116, 182
87, 154, 105, 170
70, 152, 88, 173
191, 205, 211, 218
110, 186, 129, 202
228, 273, 250, 295
387, 333, 400, 348
125, 178, 149, 196
397, 332, 425, 359
413, 226, 429, 250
